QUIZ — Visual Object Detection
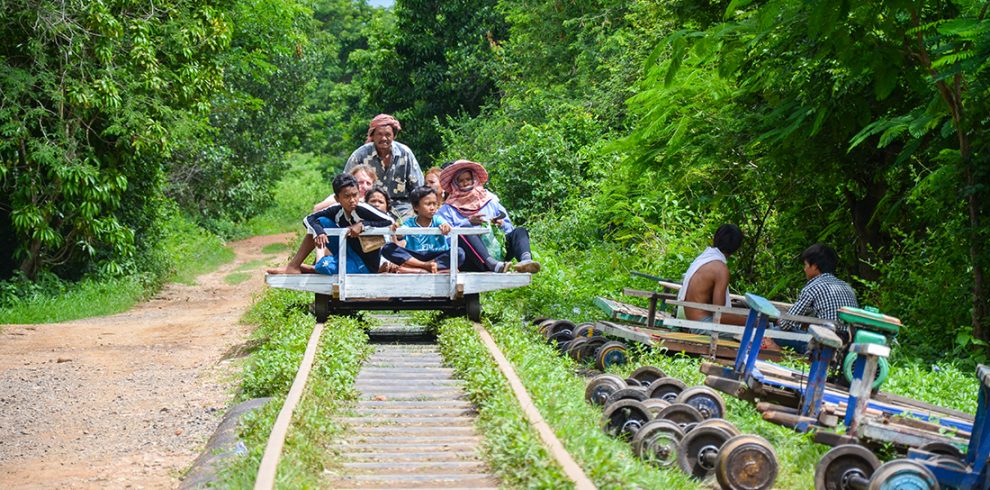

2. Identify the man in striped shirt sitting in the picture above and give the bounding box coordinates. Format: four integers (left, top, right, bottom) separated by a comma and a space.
773, 243, 859, 354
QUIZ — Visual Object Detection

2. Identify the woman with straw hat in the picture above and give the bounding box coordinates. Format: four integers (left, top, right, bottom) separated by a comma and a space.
436, 160, 540, 274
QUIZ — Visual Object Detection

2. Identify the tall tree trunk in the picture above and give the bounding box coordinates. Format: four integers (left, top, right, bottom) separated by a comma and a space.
19, 238, 42, 280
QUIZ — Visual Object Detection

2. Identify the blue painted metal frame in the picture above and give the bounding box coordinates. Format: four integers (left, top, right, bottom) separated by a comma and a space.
714, 293, 973, 434
904, 365, 989, 489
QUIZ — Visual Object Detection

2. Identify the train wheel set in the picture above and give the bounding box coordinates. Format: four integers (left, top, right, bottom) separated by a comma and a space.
534, 318, 631, 370
584, 370, 779, 489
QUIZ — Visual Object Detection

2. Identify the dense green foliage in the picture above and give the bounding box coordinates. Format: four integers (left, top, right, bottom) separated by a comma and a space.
0, 209, 232, 323
221, 288, 370, 486
4, 0, 986, 369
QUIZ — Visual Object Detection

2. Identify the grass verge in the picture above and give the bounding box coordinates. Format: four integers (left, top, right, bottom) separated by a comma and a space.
216, 288, 370, 487
0, 211, 233, 324
436, 316, 569, 488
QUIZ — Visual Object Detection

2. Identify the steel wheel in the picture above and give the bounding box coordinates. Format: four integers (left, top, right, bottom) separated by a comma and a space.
918, 441, 964, 460
694, 418, 741, 437
647, 377, 687, 402
584, 374, 627, 406
633, 419, 684, 468
604, 387, 648, 408
465, 293, 481, 321
675, 386, 727, 419
641, 398, 671, 418
580, 337, 609, 363
544, 319, 576, 339
547, 330, 574, 351
630, 366, 667, 386
716, 434, 778, 490
867, 459, 939, 490
656, 402, 705, 431
601, 399, 653, 441
624, 377, 643, 387
815, 444, 881, 490
676, 425, 733, 479
595, 341, 628, 370
566, 337, 589, 361
573, 322, 601, 338
537, 319, 557, 337
928, 456, 967, 471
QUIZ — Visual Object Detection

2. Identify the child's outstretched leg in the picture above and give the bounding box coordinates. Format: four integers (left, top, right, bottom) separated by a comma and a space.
382, 243, 437, 273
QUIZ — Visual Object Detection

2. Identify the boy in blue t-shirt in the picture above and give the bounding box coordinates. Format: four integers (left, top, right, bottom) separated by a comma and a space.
382, 186, 465, 272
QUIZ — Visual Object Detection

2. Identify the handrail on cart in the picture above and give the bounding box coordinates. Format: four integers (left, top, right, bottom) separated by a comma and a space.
323, 226, 489, 301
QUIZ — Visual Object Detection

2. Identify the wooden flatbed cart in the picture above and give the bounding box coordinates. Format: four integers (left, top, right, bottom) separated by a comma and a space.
698, 293, 982, 489
265, 227, 532, 321
593, 285, 809, 362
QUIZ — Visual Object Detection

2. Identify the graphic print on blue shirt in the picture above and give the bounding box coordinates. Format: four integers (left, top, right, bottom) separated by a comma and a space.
402, 216, 450, 253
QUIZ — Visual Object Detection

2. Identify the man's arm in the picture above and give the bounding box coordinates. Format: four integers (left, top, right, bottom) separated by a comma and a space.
713, 267, 749, 325
354, 202, 395, 228
778, 290, 815, 331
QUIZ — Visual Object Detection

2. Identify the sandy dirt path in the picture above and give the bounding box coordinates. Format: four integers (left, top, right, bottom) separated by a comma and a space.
0, 233, 294, 489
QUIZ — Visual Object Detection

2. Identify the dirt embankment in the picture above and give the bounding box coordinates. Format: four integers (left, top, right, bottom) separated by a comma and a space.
0, 233, 293, 489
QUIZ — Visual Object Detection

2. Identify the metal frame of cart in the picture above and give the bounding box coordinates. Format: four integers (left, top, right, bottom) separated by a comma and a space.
265, 227, 532, 321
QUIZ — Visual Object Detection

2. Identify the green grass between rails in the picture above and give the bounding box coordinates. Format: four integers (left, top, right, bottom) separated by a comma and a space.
436, 316, 570, 488
215, 288, 371, 487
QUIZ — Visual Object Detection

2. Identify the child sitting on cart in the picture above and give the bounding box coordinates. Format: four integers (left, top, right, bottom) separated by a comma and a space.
305, 173, 395, 274
381, 186, 465, 273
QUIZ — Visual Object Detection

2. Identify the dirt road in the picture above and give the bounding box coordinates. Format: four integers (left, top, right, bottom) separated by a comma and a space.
0, 233, 294, 489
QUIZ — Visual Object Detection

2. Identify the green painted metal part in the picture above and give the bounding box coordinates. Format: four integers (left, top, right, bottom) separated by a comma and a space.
852, 329, 888, 346
837, 306, 902, 334
843, 352, 891, 390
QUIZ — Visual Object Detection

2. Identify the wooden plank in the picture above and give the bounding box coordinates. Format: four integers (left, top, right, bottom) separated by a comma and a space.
622, 288, 678, 300
594, 321, 787, 361
664, 299, 752, 317
655, 279, 795, 310
266, 272, 530, 298
661, 318, 812, 342
346, 275, 450, 298
594, 297, 667, 327
266, 274, 334, 294
461, 273, 531, 294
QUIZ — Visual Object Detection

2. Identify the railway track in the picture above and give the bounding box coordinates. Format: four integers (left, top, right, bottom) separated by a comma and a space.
254, 313, 591, 489
329, 318, 498, 489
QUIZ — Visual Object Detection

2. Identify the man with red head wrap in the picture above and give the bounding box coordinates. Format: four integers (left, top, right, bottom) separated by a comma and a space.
344, 114, 423, 217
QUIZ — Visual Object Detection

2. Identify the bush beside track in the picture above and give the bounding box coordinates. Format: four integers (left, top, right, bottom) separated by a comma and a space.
214, 289, 370, 487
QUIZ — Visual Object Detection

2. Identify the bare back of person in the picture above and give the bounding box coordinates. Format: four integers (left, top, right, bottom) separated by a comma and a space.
683, 261, 748, 325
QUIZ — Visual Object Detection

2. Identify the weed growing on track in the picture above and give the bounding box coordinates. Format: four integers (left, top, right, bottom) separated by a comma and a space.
436, 317, 569, 488
439, 315, 698, 489
216, 288, 370, 487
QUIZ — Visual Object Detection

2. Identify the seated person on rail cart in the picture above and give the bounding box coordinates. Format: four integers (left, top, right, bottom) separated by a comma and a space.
771, 243, 859, 354
381, 185, 465, 273
267, 167, 382, 275
344, 114, 424, 219
436, 160, 540, 274
312, 164, 379, 213
677, 224, 749, 332
303, 173, 395, 274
